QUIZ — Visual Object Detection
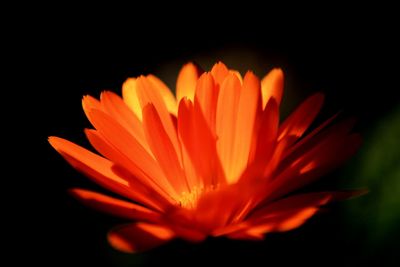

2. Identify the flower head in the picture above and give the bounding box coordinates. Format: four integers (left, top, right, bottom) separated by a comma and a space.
49, 62, 363, 252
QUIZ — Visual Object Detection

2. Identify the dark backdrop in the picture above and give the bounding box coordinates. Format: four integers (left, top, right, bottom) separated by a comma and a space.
24, 7, 399, 267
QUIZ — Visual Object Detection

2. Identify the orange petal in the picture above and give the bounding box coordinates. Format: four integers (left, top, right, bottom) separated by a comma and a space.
100, 91, 148, 151
122, 78, 142, 120
216, 73, 241, 183
194, 73, 219, 134
48, 136, 150, 206
230, 72, 261, 183
70, 188, 161, 222
282, 112, 340, 160
178, 98, 225, 188
249, 192, 333, 219
82, 95, 102, 125
282, 116, 354, 165
176, 62, 201, 102
278, 93, 325, 146
228, 207, 319, 240
147, 74, 178, 115
196, 184, 253, 231
108, 223, 175, 253
84, 129, 174, 208
218, 191, 341, 238
142, 104, 188, 194
211, 62, 229, 85
264, 133, 362, 202
253, 98, 279, 166
245, 190, 365, 236
261, 68, 284, 108
136, 76, 181, 164
229, 70, 243, 84
88, 109, 179, 200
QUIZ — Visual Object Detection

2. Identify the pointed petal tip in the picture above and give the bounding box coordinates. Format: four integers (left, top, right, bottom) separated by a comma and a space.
312, 92, 325, 102
272, 67, 284, 74
107, 223, 175, 253
336, 188, 369, 200
48, 136, 61, 149
108, 231, 136, 253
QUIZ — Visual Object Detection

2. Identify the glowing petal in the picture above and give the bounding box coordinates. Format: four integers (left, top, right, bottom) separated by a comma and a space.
211, 62, 229, 85
100, 91, 148, 150
216, 73, 241, 182
176, 62, 201, 102
48, 137, 165, 209
278, 93, 325, 144
194, 73, 219, 134
88, 109, 179, 200
70, 188, 161, 222
136, 76, 182, 164
147, 74, 178, 115
122, 78, 142, 120
84, 129, 173, 208
261, 68, 284, 108
142, 104, 188, 194
230, 72, 261, 183
108, 223, 175, 253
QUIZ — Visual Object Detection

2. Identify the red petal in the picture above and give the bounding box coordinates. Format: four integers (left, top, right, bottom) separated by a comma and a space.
88, 109, 178, 200
216, 73, 241, 183
136, 76, 181, 162
70, 188, 161, 222
264, 133, 362, 202
176, 62, 201, 102
84, 129, 173, 209
100, 91, 148, 151
178, 98, 225, 188
48, 137, 146, 206
142, 104, 188, 194
194, 73, 219, 135
108, 223, 175, 253
261, 68, 284, 108
217, 191, 364, 239
210, 62, 229, 85
278, 93, 325, 147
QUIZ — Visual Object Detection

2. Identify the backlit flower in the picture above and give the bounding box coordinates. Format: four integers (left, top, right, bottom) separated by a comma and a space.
49, 62, 363, 252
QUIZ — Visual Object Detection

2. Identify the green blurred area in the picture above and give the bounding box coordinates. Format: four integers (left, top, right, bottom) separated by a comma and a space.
343, 105, 400, 260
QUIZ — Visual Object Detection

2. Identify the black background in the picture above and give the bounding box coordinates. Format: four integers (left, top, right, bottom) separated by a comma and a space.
18, 5, 399, 267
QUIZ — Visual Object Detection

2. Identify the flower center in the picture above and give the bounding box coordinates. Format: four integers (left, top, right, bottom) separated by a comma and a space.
177, 186, 205, 209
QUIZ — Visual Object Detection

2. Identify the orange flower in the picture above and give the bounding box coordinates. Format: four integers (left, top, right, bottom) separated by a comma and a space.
49, 62, 363, 253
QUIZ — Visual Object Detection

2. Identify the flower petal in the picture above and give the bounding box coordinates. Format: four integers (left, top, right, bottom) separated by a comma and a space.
250, 98, 279, 172
264, 133, 362, 202
227, 207, 319, 240
194, 73, 219, 134
100, 91, 148, 150
261, 68, 284, 108
84, 129, 174, 208
211, 62, 229, 85
178, 98, 225, 188
122, 78, 142, 120
48, 137, 149, 206
88, 109, 179, 200
176, 62, 201, 102
147, 74, 178, 115
136, 76, 181, 164
82, 95, 103, 125
70, 188, 161, 222
229, 72, 261, 183
278, 93, 325, 146
216, 73, 241, 183
218, 191, 363, 239
108, 223, 175, 253
142, 104, 188, 194
282, 112, 340, 160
